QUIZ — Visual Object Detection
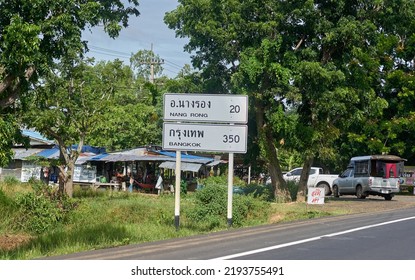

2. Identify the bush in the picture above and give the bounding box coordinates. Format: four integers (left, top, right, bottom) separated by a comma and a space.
2, 176, 20, 185
243, 183, 274, 201
180, 180, 188, 195
188, 183, 270, 229
0, 188, 13, 209
286, 181, 299, 201
13, 183, 77, 234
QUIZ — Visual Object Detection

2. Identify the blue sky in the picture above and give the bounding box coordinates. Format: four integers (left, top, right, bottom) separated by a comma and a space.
82, 0, 191, 78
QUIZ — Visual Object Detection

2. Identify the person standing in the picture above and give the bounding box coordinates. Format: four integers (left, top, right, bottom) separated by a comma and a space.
128, 173, 134, 193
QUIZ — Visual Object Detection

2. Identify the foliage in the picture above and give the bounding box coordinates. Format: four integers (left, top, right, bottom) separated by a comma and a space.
199, 174, 246, 188
242, 183, 274, 202
0, 0, 139, 167
166, 0, 415, 195
13, 182, 77, 234
84, 60, 162, 151
2, 176, 20, 185
130, 49, 164, 81
0, 115, 29, 167
188, 182, 270, 230
286, 181, 299, 202
0, 187, 15, 213
180, 180, 188, 195
0, 183, 376, 260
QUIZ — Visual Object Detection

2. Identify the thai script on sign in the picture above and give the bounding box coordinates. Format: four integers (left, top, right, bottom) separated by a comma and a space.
311, 188, 321, 197
170, 99, 212, 109
308, 187, 325, 204
169, 129, 205, 140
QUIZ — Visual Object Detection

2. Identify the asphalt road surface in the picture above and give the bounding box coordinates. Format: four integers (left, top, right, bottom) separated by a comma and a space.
45, 206, 415, 260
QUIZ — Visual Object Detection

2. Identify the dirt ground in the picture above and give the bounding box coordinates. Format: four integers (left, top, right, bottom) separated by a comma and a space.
318, 194, 415, 214
0, 234, 32, 251
2, 195, 415, 252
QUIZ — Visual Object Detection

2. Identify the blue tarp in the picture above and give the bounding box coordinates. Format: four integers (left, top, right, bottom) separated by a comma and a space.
71, 145, 106, 154
155, 150, 213, 164
22, 130, 55, 145
35, 147, 60, 158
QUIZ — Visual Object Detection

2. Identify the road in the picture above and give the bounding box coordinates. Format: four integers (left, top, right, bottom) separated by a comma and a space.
45, 206, 415, 260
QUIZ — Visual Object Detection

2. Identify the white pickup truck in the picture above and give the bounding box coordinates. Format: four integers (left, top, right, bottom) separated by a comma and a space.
283, 167, 338, 196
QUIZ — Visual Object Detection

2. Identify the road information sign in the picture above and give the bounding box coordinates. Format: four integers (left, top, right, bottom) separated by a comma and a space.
162, 122, 247, 153
163, 93, 248, 123
163, 93, 249, 229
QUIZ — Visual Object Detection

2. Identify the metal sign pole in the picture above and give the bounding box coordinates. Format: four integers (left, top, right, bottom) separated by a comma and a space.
227, 152, 234, 227
174, 150, 181, 230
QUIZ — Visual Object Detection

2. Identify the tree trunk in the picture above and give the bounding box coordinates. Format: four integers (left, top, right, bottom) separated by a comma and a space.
297, 155, 314, 202
254, 97, 291, 202
58, 151, 65, 195
65, 161, 75, 198
56, 141, 80, 198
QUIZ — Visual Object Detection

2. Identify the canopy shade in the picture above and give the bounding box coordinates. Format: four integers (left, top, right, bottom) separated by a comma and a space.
158, 161, 202, 172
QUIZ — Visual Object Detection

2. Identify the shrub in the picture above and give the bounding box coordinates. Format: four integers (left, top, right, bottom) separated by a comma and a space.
180, 180, 188, 195
199, 174, 246, 187
0, 188, 13, 209
13, 183, 77, 234
188, 183, 270, 229
243, 183, 274, 201
2, 176, 20, 185
286, 180, 299, 201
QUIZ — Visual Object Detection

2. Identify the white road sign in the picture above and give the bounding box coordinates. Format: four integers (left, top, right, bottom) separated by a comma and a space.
163, 123, 247, 153
163, 93, 248, 123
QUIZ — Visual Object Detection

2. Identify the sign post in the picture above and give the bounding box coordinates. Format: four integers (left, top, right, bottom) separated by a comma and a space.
174, 151, 181, 230
163, 94, 248, 229
227, 152, 234, 227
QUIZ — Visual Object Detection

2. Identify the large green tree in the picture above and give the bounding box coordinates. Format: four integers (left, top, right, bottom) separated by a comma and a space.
86, 60, 162, 151
342, 0, 415, 164
0, 0, 139, 165
23, 58, 128, 197
165, 0, 415, 201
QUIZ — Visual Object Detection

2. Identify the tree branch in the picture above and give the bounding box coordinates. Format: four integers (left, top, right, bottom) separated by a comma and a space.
0, 66, 36, 108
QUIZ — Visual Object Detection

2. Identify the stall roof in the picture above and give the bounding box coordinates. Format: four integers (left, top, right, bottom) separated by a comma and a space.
21, 130, 55, 145
206, 160, 223, 166
159, 161, 202, 172
35, 147, 60, 159
12, 148, 44, 160
93, 153, 172, 162
155, 151, 213, 164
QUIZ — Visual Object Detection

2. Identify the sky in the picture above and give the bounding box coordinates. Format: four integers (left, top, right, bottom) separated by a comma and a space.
81, 0, 191, 78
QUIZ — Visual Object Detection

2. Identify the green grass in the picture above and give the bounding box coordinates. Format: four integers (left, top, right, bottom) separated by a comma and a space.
0, 182, 350, 260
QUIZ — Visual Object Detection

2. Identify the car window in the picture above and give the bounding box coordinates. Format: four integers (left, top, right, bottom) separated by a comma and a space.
341, 169, 352, 177
291, 169, 302, 176
309, 169, 316, 175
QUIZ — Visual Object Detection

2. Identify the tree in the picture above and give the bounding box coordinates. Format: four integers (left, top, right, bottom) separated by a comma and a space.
86, 60, 162, 151
165, 0, 295, 201
166, 0, 415, 202
23, 58, 123, 197
130, 49, 164, 82
0, 0, 139, 165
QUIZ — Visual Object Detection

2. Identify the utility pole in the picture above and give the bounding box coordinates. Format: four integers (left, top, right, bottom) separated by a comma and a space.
139, 43, 164, 84
149, 58, 164, 84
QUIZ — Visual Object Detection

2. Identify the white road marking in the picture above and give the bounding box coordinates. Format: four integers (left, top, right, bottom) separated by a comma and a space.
211, 216, 415, 260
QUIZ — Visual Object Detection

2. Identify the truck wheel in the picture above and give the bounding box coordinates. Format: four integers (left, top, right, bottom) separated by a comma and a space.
332, 185, 340, 198
317, 182, 331, 196
356, 185, 366, 199
384, 194, 393, 201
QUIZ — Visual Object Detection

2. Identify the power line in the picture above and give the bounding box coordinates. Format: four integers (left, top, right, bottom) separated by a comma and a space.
89, 45, 132, 57
87, 44, 187, 77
